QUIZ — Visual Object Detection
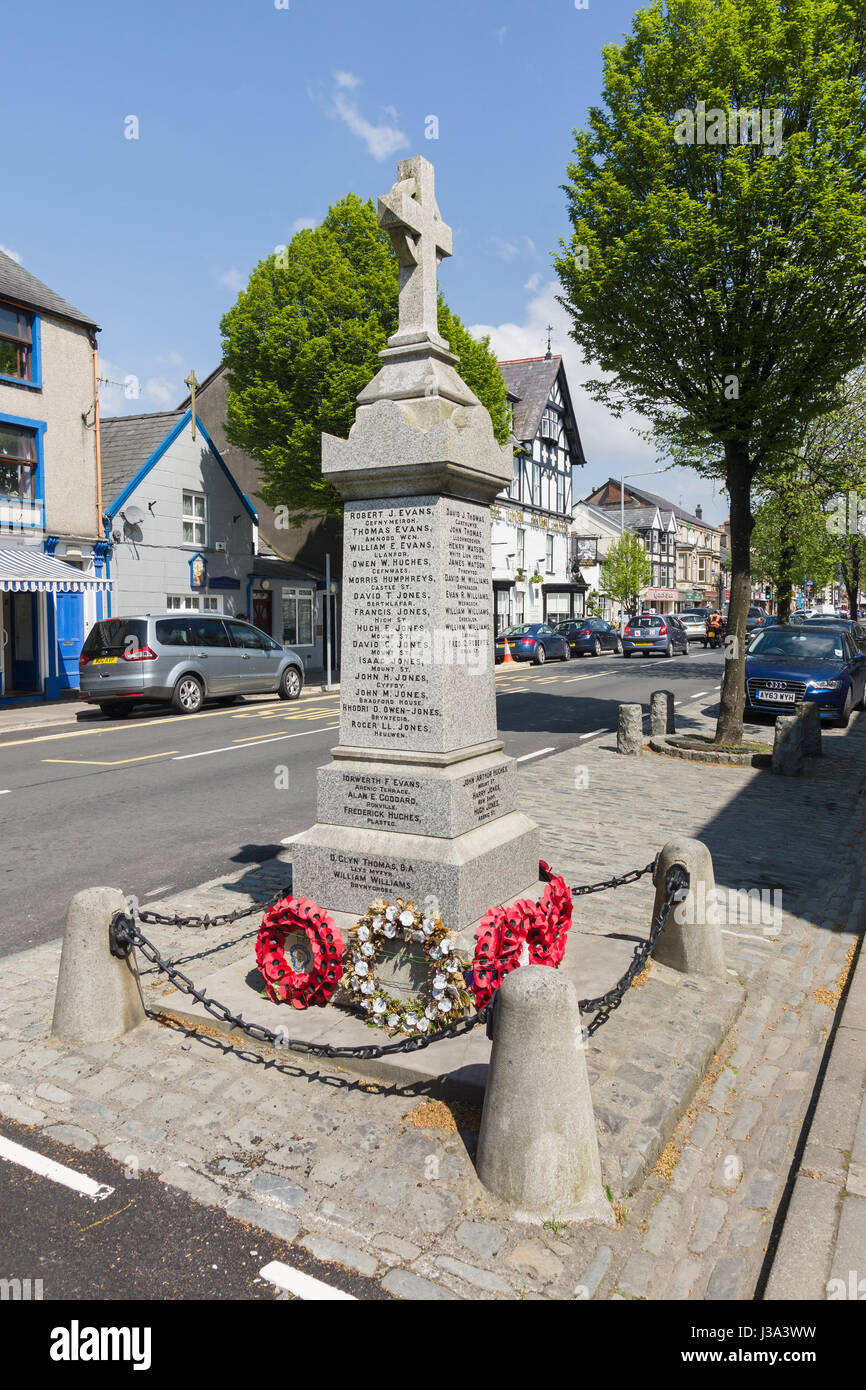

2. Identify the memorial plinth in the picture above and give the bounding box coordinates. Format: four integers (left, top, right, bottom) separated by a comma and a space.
291, 155, 539, 938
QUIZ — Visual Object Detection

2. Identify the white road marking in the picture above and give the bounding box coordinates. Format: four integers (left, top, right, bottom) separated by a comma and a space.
144, 885, 173, 897
0, 1134, 113, 1201
515, 747, 555, 763
173, 725, 338, 761
0, 790, 9, 795
691, 691, 708, 699
259, 1260, 356, 1301
579, 728, 610, 740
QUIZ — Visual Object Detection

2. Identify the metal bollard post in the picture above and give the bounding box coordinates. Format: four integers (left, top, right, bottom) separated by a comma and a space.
476, 966, 612, 1225
52, 888, 145, 1045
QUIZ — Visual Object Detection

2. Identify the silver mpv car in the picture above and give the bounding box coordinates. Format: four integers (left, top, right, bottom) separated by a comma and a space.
79, 614, 305, 718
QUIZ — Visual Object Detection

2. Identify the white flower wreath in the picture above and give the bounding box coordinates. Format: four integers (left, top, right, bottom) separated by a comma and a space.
345, 898, 471, 1037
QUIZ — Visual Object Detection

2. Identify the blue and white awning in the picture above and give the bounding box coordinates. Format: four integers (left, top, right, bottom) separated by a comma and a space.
0, 547, 112, 593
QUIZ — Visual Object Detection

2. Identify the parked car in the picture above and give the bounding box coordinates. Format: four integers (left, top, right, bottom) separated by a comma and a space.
554, 617, 622, 657
801, 616, 866, 653
744, 624, 866, 726
494, 623, 569, 664
79, 614, 305, 717
677, 610, 711, 642
751, 611, 778, 631
622, 613, 689, 658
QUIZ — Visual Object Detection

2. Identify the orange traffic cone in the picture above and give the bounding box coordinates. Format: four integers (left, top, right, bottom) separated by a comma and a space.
502, 638, 514, 664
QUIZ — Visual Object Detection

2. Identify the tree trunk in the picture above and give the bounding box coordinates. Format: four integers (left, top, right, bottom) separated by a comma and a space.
776, 494, 797, 625
716, 444, 754, 746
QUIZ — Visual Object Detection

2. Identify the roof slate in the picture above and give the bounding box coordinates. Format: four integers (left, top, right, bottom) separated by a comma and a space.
498, 356, 562, 441
0, 249, 98, 330
100, 411, 183, 506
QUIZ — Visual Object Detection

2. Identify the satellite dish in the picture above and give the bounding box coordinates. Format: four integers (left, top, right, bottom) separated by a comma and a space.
122, 505, 146, 525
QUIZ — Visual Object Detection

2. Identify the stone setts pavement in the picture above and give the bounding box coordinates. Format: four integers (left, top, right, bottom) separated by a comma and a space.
1, 699, 864, 1301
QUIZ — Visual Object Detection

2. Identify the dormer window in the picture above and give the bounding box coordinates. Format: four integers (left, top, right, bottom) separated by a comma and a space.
541, 406, 559, 441
0, 303, 36, 383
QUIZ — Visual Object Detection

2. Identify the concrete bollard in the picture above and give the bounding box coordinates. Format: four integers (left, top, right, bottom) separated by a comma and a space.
650, 689, 675, 736
772, 714, 804, 776
794, 700, 822, 756
617, 703, 644, 755
52, 887, 145, 1045
650, 838, 727, 979
476, 966, 611, 1225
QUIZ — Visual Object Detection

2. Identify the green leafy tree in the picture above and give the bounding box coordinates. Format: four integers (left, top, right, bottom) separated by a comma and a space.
220, 194, 509, 526
750, 482, 835, 623
555, 0, 866, 744
600, 532, 653, 621
585, 589, 605, 617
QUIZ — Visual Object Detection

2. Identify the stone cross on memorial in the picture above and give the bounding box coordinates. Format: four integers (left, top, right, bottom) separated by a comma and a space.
291, 155, 539, 956
378, 158, 453, 347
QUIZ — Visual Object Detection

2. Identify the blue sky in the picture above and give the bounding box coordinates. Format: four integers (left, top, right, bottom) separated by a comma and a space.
2, 0, 729, 524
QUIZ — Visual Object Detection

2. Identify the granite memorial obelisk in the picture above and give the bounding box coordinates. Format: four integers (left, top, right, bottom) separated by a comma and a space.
291, 156, 539, 932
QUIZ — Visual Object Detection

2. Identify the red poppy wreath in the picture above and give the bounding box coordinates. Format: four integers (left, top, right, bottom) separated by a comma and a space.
469, 862, 573, 1009
255, 896, 344, 1009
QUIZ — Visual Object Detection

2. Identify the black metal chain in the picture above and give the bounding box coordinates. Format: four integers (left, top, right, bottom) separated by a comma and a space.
577, 862, 689, 1035
133, 889, 290, 930
568, 860, 657, 897
110, 912, 488, 1060
108, 860, 686, 1055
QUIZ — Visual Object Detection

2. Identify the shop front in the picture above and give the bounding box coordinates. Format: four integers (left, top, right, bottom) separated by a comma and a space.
0, 546, 111, 701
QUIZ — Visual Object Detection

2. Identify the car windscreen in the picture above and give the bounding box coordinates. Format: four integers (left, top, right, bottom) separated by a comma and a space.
500, 626, 531, 637
82, 619, 148, 656
748, 629, 846, 660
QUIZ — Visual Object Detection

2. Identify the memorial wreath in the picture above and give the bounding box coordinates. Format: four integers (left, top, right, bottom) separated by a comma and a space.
255, 896, 344, 1009
344, 898, 472, 1036
469, 862, 573, 1009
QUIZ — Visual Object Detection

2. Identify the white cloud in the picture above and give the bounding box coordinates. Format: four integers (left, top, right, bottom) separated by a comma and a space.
472, 278, 728, 522
496, 26, 507, 43
327, 70, 409, 162
0, 244, 22, 264
218, 268, 245, 294
490, 235, 536, 262
142, 376, 178, 407
292, 217, 316, 232
524, 272, 543, 292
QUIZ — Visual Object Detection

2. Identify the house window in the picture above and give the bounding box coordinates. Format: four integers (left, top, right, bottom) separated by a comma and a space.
532, 463, 541, 507
0, 304, 35, 382
541, 407, 559, 441
0, 421, 37, 498
546, 534, 554, 573
516, 528, 525, 569
698, 556, 708, 583
509, 453, 523, 501
166, 595, 200, 610
678, 553, 688, 580
514, 594, 524, 625
182, 491, 206, 546
282, 587, 314, 646
556, 472, 566, 514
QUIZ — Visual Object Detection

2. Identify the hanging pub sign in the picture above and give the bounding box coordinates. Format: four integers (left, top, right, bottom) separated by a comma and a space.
189, 553, 207, 589
573, 537, 598, 567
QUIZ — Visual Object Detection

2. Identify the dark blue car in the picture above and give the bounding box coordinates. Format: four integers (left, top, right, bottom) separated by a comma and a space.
494, 623, 569, 664
745, 624, 866, 727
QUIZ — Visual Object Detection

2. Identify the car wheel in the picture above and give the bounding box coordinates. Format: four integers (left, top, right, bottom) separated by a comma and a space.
623, 649, 632, 658
278, 665, 303, 700
836, 691, 853, 728
534, 645, 546, 665
560, 644, 570, 662
101, 702, 135, 719
172, 675, 204, 714
615, 638, 623, 655
592, 638, 601, 657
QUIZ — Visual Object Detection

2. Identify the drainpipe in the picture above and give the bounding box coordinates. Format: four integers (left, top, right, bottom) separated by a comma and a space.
89, 330, 103, 542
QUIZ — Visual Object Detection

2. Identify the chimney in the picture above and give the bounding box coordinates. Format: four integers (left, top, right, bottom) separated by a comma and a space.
695, 504, 703, 520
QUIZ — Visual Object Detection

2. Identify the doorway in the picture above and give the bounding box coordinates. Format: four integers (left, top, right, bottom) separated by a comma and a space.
1, 591, 39, 695
252, 589, 273, 637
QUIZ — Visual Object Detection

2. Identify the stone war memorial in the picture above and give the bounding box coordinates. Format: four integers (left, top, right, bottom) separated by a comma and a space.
291, 155, 540, 951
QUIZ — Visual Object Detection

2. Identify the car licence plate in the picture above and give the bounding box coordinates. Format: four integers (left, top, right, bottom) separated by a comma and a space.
755, 689, 796, 702
92, 657, 118, 665
635, 640, 654, 646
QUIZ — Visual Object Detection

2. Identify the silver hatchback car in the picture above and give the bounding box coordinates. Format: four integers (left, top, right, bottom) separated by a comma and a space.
79, 614, 305, 717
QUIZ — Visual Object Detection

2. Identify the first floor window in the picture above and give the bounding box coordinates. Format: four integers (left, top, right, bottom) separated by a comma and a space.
182, 491, 206, 546
556, 472, 566, 514
546, 534, 554, 572
698, 556, 708, 582
282, 587, 314, 645
0, 421, 37, 497
678, 553, 688, 580
514, 595, 524, 625
0, 303, 34, 381
516, 528, 525, 569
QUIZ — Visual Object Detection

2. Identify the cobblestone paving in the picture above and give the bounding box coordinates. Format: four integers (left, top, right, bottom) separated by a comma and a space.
1, 701, 863, 1300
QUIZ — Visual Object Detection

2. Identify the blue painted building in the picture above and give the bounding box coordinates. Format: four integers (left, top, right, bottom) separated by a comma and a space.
0, 250, 110, 702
